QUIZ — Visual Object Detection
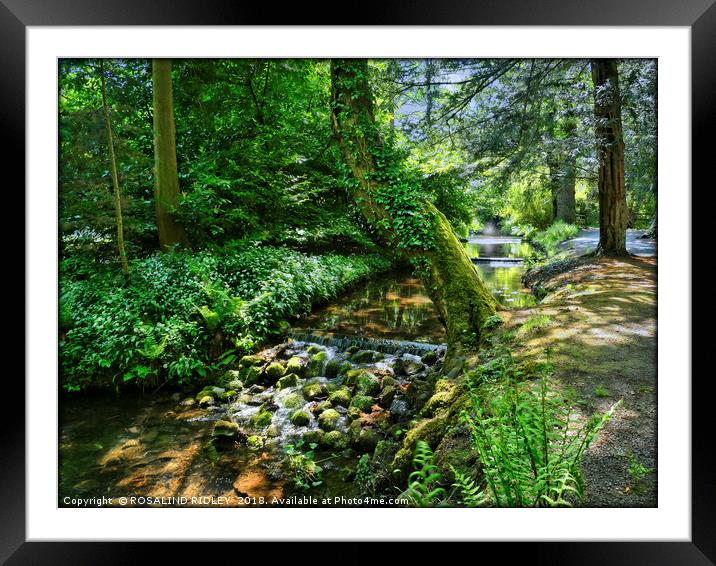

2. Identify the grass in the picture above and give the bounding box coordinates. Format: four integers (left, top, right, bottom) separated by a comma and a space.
518, 314, 551, 335
595, 385, 611, 398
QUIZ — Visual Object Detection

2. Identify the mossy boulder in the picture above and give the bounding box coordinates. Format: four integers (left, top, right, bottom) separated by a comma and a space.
290, 410, 311, 427
356, 374, 381, 396
302, 380, 327, 400
246, 435, 265, 450
346, 406, 362, 421
249, 409, 273, 429
322, 430, 348, 450
211, 420, 245, 441
239, 355, 263, 368
420, 379, 458, 417
313, 400, 333, 415
421, 350, 438, 366
378, 386, 396, 408
307, 351, 328, 378
299, 430, 323, 446
198, 395, 215, 407
318, 408, 341, 431
344, 368, 369, 387
337, 361, 354, 377
242, 366, 262, 387
276, 373, 299, 390
328, 387, 352, 407
351, 350, 384, 364
381, 375, 398, 389
307, 345, 322, 355
227, 379, 244, 391
356, 427, 380, 451
286, 356, 305, 376
264, 362, 286, 382
324, 358, 342, 379
195, 386, 217, 402
281, 392, 304, 409
220, 390, 237, 402
180, 397, 196, 407
350, 395, 374, 413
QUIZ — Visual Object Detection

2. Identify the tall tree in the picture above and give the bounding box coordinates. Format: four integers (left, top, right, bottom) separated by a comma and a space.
330, 59, 497, 359
152, 59, 190, 251
591, 59, 628, 255
99, 60, 130, 281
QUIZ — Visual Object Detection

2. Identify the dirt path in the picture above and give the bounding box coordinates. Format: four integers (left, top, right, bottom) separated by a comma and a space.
501, 256, 657, 507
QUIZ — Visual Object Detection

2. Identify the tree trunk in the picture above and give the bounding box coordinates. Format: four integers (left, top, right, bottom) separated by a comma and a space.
99, 60, 130, 282
591, 59, 628, 256
552, 153, 577, 224
152, 59, 190, 251
330, 59, 497, 358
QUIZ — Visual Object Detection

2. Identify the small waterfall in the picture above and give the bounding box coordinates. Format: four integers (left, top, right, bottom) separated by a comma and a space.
288, 329, 445, 356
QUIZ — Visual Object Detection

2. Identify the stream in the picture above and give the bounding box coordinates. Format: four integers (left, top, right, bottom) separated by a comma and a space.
59, 235, 535, 507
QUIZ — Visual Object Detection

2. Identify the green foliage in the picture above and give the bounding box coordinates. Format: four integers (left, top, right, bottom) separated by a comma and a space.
519, 314, 552, 334
628, 454, 654, 483
60, 247, 390, 390
532, 221, 580, 255
284, 439, 323, 491
457, 361, 622, 507
403, 440, 446, 507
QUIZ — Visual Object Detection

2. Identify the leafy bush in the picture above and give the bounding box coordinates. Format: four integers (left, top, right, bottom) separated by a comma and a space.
532, 220, 579, 255
60, 246, 390, 390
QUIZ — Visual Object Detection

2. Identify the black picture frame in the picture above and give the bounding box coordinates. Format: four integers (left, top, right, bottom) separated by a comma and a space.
5, 0, 708, 562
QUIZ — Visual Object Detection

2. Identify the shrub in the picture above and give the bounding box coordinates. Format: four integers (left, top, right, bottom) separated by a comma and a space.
60, 246, 390, 390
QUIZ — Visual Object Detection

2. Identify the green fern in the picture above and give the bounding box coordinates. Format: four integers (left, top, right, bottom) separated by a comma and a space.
458, 366, 621, 507
404, 440, 446, 507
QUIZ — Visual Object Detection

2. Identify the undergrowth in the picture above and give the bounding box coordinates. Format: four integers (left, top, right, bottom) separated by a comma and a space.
59, 246, 390, 390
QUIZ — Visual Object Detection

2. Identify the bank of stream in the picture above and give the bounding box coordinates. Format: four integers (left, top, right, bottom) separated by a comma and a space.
59, 236, 537, 507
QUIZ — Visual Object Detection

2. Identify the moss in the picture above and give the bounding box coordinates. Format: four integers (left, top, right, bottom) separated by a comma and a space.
246, 435, 264, 450
345, 368, 370, 387
351, 350, 384, 364
318, 408, 341, 431
249, 410, 273, 429
286, 356, 304, 375
421, 350, 438, 365
350, 395, 374, 413
356, 374, 381, 396
338, 361, 354, 377
242, 365, 262, 387
328, 387, 352, 407
239, 355, 263, 368
307, 345, 322, 355
290, 410, 311, 427
302, 430, 324, 445
307, 351, 328, 377
322, 430, 348, 450
198, 395, 214, 407
276, 373, 299, 390
302, 380, 326, 400
420, 378, 459, 417
425, 207, 499, 356
378, 386, 395, 408
264, 362, 286, 381
314, 400, 333, 415
281, 392, 304, 409
324, 358, 342, 379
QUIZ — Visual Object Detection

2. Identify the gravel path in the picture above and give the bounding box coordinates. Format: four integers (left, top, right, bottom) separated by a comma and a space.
502, 255, 657, 507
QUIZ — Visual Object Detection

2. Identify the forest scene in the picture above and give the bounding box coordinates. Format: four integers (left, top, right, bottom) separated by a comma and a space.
58, 57, 657, 508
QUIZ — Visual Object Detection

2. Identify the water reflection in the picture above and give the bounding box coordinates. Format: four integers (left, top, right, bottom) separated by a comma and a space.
296, 276, 447, 343
466, 236, 536, 308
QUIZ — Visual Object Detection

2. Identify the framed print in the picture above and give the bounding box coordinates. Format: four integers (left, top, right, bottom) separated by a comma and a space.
6, 0, 710, 562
